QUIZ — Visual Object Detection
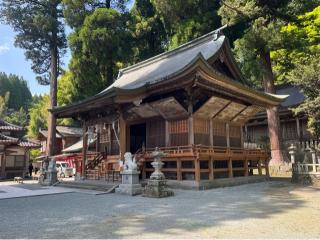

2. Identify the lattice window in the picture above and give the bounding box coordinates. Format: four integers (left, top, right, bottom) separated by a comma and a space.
229, 125, 241, 138
212, 122, 226, 136
169, 119, 188, 134
100, 125, 111, 143
194, 118, 209, 134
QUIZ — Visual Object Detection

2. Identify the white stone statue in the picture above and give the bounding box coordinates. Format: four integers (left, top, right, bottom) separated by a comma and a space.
121, 152, 138, 171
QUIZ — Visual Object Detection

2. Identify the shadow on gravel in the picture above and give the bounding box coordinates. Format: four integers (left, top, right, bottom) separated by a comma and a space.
0, 181, 306, 239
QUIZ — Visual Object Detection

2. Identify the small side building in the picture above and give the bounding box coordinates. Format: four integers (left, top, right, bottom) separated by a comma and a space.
245, 85, 313, 149
0, 119, 39, 179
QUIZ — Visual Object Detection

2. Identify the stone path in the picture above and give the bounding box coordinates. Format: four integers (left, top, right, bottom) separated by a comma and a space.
0, 181, 319, 239
0, 180, 100, 199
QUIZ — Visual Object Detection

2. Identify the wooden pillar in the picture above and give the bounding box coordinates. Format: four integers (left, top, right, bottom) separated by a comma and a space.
195, 158, 200, 182
0, 153, 5, 179
296, 117, 301, 140
209, 157, 214, 180
258, 158, 262, 176
209, 119, 213, 146
177, 158, 182, 181
226, 123, 230, 148
240, 125, 244, 148
165, 120, 170, 147
188, 100, 194, 145
96, 131, 100, 153
244, 156, 249, 177
228, 157, 233, 178
265, 158, 270, 177
82, 122, 88, 178
119, 112, 126, 160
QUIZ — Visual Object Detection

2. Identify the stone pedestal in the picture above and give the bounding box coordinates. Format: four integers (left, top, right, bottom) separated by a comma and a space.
116, 170, 142, 196
143, 148, 174, 198
39, 158, 58, 186
42, 170, 58, 186
143, 179, 174, 198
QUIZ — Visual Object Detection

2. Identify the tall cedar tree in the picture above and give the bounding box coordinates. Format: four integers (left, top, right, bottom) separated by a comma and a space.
218, 0, 319, 165
130, 0, 167, 62
1, 0, 67, 156
63, 0, 130, 99
151, 0, 221, 49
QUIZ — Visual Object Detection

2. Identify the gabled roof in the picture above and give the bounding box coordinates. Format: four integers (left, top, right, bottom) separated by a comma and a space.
0, 119, 24, 131
103, 29, 233, 92
39, 130, 62, 139
62, 138, 96, 153
56, 126, 82, 137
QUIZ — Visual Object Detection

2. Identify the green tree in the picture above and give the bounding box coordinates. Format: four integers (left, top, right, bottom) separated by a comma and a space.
4, 107, 28, 128
130, 0, 167, 62
152, 0, 221, 49
1, 0, 67, 156
0, 72, 32, 111
272, 6, 320, 136
28, 95, 50, 138
218, 0, 319, 165
0, 92, 10, 119
63, 1, 131, 99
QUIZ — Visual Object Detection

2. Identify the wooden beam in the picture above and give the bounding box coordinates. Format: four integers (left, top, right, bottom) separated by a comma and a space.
230, 105, 248, 122
119, 112, 126, 160
211, 101, 232, 119
82, 122, 88, 178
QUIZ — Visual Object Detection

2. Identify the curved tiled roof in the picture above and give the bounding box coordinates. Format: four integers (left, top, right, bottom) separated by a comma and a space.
0, 133, 19, 143
0, 119, 24, 131
103, 31, 226, 92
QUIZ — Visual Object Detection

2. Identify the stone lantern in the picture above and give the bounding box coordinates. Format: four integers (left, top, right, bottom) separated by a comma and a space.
143, 147, 174, 198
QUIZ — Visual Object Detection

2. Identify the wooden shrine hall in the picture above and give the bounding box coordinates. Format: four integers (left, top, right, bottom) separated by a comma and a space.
51, 28, 286, 188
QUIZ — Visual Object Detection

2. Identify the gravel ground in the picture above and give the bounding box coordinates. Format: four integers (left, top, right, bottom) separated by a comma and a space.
0, 181, 319, 239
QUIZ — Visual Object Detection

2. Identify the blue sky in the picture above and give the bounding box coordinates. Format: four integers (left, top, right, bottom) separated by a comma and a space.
0, 24, 71, 95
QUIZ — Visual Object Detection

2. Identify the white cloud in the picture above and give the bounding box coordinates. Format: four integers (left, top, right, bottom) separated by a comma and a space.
0, 43, 10, 54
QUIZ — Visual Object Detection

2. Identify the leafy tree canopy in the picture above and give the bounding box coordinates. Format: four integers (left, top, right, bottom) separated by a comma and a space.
28, 95, 50, 138
152, 0, 221, 49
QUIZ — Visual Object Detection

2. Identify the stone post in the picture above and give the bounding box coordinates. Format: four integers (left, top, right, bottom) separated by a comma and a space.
288, 144, 296, 164
310, 147, 317, 173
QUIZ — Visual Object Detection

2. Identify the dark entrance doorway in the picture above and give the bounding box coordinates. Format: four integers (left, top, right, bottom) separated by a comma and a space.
130, 123, 146, 153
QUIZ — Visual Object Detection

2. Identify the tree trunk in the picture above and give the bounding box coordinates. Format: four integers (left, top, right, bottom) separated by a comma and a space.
261, 50, 285, 165
46, 6, 58, 157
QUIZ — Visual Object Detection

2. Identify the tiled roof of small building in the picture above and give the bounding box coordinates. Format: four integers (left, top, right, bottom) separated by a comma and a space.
0, 133, 19, 143
56, 126, 82, 137
0, 119, 24, 131
18, 140, 40, 148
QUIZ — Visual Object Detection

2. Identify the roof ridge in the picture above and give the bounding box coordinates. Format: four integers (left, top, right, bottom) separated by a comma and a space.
117, 27, 226, 77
